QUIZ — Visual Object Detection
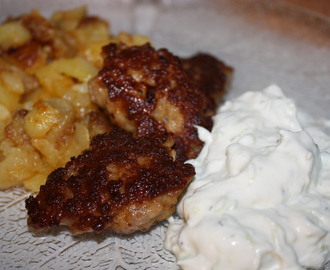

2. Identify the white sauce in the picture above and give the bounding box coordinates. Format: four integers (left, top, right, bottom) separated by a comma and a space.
165, 85, 330, 270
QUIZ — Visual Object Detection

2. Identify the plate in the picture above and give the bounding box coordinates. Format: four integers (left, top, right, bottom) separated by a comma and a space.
1, 0, 330, 269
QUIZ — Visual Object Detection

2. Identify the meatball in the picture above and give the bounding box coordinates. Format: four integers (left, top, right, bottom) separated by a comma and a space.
26, 128, 195, 235
88, 43, 214, 160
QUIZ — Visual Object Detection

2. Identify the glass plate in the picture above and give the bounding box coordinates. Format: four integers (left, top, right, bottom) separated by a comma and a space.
1, 0, 330, 269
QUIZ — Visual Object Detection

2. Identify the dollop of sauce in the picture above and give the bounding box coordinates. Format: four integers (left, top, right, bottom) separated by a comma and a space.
165, 85, 330, 270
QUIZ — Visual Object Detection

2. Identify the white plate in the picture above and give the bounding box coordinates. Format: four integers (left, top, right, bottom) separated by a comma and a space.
1, 0, 330, 269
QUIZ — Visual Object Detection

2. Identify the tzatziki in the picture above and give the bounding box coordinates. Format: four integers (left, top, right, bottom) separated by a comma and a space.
165, 85, 330, 270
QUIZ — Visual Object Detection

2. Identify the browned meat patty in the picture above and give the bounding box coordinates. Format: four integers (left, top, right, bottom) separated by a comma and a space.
25, 128, 195, 235
181, 53, 233, 116
88, 43, 219, 161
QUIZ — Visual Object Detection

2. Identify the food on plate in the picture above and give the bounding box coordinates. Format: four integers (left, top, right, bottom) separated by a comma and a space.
24, 37, 231, 235
89, 43, 232, 161
0, 6, 149, 191
26, 128, 195, 234
24, 38, 231, 234
166, 85, 330, 270
1, 6, 232, 236
0, 6, 231, 192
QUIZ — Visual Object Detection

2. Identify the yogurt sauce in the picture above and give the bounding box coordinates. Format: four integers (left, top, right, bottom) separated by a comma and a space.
165, 85, 330, 270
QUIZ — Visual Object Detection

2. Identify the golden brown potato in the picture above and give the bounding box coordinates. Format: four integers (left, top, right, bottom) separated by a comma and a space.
0, 7, 148, 191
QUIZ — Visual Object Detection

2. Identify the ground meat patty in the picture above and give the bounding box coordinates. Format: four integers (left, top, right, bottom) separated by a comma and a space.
25, 128, 195, 235
88, 43, 214, 161
182, 53, 233, 116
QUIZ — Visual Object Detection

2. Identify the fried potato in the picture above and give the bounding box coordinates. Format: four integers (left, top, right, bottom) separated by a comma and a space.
0, 7, 147, 192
